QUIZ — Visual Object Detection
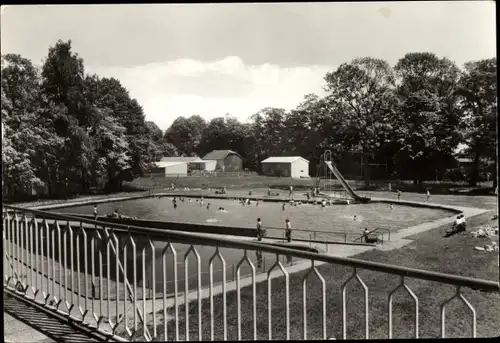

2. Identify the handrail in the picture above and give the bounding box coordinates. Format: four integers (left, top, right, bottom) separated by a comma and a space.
353, 227, 391, 243
4, 204, 499, 292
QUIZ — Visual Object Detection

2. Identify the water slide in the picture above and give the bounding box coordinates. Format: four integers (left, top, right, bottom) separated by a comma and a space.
324, 161, 371, 203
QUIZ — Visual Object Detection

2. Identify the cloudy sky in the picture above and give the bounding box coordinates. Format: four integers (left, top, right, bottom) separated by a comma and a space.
1, 2, 496, 130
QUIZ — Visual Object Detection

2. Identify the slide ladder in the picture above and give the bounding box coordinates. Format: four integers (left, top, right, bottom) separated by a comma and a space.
323, 150, 371, 203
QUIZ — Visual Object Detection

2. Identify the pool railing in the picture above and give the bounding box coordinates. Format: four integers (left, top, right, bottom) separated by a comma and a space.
3, 204, 499, 341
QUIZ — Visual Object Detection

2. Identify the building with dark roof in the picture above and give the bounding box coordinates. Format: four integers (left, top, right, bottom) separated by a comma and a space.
202, 150, 243, 172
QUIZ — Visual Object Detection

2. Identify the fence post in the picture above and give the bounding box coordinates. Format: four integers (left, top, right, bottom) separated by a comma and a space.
232, 264, 236, 282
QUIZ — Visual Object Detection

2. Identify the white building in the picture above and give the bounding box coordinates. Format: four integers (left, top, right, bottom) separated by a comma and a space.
190, 160, 217, 172
261, 156, 310, 178
150, 161, 188, 177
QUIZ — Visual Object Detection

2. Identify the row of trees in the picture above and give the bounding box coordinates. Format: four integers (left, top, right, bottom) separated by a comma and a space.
2, 40, 496, 201
2, 40, 176, 200
164, 54, 497, 189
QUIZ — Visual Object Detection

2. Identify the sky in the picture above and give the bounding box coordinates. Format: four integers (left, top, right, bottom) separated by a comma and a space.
1, 2, 496, 130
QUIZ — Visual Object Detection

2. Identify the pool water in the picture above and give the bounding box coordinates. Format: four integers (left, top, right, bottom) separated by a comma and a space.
57, 197, 454, 236
54, 197, 454, 294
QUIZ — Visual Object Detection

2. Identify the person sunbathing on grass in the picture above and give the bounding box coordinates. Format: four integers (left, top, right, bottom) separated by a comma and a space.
445, 215, 467, 237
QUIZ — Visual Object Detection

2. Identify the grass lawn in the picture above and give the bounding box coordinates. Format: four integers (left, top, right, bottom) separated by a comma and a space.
127, 175, 495, 195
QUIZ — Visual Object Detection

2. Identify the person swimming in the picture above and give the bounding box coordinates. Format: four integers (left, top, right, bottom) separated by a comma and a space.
282, 203, 286, 211
207, 203, 211, 210
321, 199, 326, 207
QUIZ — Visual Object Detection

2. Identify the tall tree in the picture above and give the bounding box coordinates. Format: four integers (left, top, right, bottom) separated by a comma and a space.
1, 54, 50, 198
164, 115, 207, 156
393, 52, 462, 185
323, 57, 397, 186
41, 40, 95, 193
250, 108, 289, 169
457, 58, 497, 187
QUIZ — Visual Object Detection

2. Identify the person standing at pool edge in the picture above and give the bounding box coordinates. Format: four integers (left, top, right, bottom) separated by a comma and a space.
289, 185, 294, 200
397, 190, 401, 202
93, 204, 98, 220
256, 218, 263, 241
285, 219, 292, 243
426, 189, 431, 202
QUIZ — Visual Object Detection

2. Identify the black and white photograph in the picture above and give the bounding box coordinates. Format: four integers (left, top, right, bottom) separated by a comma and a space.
1, 2, 498, 341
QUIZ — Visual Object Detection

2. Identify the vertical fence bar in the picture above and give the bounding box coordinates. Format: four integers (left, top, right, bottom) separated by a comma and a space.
115, 231, 120, 333
28, 218, 34, 294
99, 232, 104, 322
142, 246, 147, 340
69, 224, 74, 311
57, 222, 63, 303
91, 234, 96, 319
150, 238, 157, 339
76, 225, 82, 319
44, 220, 49, 300
63, 223, 68, 306
107, 234, 112, 323
33, 218, 39, 297
3, 212, 8, 286
51, 223, 56, 302
81, 225, 88, 321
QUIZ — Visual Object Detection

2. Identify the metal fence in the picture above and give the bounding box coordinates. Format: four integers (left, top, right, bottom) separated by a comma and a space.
3, 204, 499, 341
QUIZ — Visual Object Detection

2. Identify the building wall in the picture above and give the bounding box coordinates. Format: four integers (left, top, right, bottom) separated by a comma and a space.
150, 167, 167, 177
204, 160, 217, 171
261, 162, 292, 177
151, 163, 188, 177
290, 159, 310, 178
165, 163, 188, 176
224, 154, 243, 172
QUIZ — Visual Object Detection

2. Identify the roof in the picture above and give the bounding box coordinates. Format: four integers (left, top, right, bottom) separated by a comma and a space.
160, 156, 202, 163
190, 159, 217, 164
202, 150, 242, 160
261, 156, 309, 164
154, 161, 188, 168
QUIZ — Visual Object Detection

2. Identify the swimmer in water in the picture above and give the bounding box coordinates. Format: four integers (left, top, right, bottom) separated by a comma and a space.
321, 199, 326, 207
207, 203, 211, 210
174, 203, 178, 209
353, 215, 357, 221
189, 199, 192, 203
390, 204, 394, 210
282, 203, 286, 211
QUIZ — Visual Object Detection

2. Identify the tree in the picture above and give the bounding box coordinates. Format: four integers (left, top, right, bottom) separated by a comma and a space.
456, 58, 497, 188
393, 52, 462, 185
164, 115, 207, 156
198, 115, 250, 158
323, 57, 397, 186
41, 40, 95, 194
1, 54, 49, 198
250, 107, 290, 169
